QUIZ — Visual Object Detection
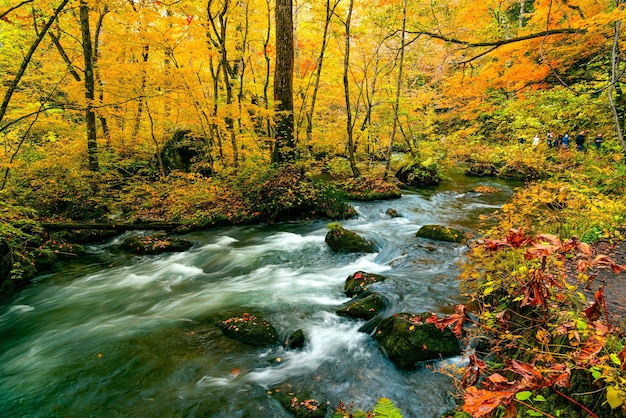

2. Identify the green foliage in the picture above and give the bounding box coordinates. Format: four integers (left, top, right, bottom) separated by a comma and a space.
333, 398, 403, 418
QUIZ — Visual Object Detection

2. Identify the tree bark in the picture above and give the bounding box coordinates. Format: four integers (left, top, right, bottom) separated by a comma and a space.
272, 0, 296, 164
343, 0, 360, 178
80, 0, 99, 171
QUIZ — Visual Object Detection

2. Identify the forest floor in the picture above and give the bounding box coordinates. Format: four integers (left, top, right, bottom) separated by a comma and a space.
572, 233, 626, 333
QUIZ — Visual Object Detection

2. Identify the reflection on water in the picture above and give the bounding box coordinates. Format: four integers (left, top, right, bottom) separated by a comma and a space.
0, 172, 517, 418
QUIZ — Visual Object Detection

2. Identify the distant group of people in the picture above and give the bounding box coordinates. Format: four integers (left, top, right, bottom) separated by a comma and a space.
522, 130, 604, 151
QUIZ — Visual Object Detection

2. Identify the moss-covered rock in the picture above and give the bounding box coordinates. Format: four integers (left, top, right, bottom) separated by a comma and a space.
119, 233, 193, 255
374, 312, 461, 367
415, 224, 465, 243
285, 329, 306, 349
344, 271, 387, 297
325, 223, 374, 253
271, 390, 328, 418
385, 208, 401, 218
336, 293, 387, 320
216, 312, 279, 347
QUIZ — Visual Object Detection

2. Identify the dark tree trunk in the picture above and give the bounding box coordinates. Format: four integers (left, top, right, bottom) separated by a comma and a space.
80, 0, 99, 171
272, 0, 295, 164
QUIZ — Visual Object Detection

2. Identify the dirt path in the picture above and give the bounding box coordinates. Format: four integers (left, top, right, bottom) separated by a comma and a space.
570, 237, 626, 331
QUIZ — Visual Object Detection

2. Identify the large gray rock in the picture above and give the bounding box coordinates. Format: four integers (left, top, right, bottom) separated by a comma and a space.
374, 312, 461, 367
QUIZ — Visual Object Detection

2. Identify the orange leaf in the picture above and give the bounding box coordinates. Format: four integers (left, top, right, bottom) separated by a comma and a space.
463, 386, 516, 417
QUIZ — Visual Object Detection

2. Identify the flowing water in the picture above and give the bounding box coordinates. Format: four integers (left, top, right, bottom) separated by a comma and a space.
0, 172, 519, 418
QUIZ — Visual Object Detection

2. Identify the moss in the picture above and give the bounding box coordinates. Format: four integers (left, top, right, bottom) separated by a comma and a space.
216, 312, 279, 347
374, 312, 461, 367
336, 293, 387, 320
271, 390, 328, 418
344, 271, 387, 297
325, 223, 375, 253
119, 233, 193, 255
416, 224, 465, 243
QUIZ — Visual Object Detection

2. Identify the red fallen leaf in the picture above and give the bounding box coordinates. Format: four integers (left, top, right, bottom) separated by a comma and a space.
354, 272, 362, 279
525, 243, 560, 260
462, 354, 487, 387
577, 334, 607, 365
548, 363, 571, 388
506, 228, 534, 248
617, 346, 626, 371
435, 304, 467, 337
584, 287, 606, 321
508, 360, 547, 390
463, 385, 517, 417
592, 255, 626, 274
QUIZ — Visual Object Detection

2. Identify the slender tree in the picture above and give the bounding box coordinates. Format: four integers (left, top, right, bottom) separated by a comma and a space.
342, 0, 360, 177
384, 0, 407, 179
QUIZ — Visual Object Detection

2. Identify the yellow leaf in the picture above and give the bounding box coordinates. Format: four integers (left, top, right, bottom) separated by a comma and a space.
409, 325, 415, 331
607, 386, 624, 409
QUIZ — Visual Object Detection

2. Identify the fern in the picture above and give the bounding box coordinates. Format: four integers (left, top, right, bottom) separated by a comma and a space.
372, 398, 403, 418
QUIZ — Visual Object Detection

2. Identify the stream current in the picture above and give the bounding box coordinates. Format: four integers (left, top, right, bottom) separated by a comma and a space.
0, 172, 518, 418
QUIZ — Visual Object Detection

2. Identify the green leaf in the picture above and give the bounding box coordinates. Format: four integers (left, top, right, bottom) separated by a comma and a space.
533, 395, 546, 402
610, 353, 622, 366
515, 391, 532, 401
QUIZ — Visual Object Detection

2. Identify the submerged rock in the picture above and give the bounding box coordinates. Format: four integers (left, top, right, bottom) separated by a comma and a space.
415, 224, 465, 243
324, 223, 374, 253
336, 293, 388, 320
374, 312, 461, 368
285, 329, 306, 349
385, 208, 401, 218
216, 312, 279, 347
271, 389, 328, 418
119, 233, 193, 255
344, 271, 387, 297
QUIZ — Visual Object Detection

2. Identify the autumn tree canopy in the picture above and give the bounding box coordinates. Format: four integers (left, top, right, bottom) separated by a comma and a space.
0, 0, 624, 183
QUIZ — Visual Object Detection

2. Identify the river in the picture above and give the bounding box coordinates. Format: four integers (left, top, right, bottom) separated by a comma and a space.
0, 172, 518, 418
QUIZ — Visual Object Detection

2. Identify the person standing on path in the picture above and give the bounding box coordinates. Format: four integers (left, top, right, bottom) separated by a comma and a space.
594, 133, 604, 150
575, 130, 586, 151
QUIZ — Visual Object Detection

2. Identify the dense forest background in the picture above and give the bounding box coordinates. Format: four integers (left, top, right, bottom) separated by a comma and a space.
5, 1, 626, 416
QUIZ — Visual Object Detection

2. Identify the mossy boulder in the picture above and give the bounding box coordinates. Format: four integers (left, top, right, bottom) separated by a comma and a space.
285, 329, 306, 349
325, 223, 374, 253
271, 390, 328, 418
216, 312, 279, 347
119, 233, 193, 255
336, 293, 387, 320
344, 271, 387, 297
385, 208, 401, 218
415, 224, 465, 243
374, 312, 461, 367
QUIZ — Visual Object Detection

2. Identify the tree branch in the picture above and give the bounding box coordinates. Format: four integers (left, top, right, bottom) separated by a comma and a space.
407, 28, 586, 48
0, 0, 33, 21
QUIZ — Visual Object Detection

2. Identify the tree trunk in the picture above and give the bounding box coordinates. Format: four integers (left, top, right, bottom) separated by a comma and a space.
272, 0, 296, 164
609, 2, 626, 154
80, 0, 99, 171
384, 0, 408, 179
343, 0, 360, 178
